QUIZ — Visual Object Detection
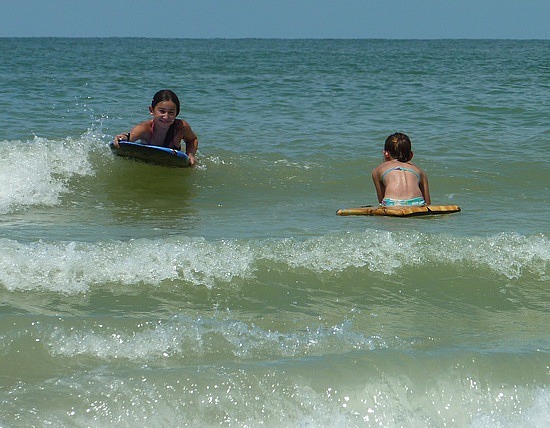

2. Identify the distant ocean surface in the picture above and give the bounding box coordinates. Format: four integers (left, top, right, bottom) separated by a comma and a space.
0, 38, 548, 427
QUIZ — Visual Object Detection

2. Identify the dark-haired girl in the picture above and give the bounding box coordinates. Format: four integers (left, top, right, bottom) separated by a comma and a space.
113, 89, 198, 166
371, 132, 430, 206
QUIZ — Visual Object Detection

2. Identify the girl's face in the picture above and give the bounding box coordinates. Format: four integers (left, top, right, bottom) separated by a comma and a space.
150, 100, 178, 128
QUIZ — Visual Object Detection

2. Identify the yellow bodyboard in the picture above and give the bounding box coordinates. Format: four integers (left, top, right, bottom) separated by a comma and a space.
336, 205, 461, 217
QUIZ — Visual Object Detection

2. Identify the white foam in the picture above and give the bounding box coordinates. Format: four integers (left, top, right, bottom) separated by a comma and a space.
0, 231, 548, 294
261, 230, 549, 280
0, 137, 94, 214
0, 234, 268, 292
48, 315, 385, 362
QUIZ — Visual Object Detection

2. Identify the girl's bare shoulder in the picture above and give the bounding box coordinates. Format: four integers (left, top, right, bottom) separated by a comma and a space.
408, 162, 426, 175
177, 118, 191, 129
132, 119, 153, 131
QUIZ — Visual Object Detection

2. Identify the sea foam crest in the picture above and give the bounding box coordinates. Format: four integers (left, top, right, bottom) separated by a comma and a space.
0, 237, 256, 293
0, 137, 93, 214
48, 315, 381, 362
0, 231, 547, 294
266, 230, 549, 280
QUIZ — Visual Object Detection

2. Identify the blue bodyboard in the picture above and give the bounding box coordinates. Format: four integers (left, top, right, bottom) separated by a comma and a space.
109, 141, 190, 168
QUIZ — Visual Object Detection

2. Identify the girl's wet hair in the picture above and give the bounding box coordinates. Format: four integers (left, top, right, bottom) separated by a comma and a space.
151, 89, 181, 148
384, 132, 413, 162
152, 89, 181, 116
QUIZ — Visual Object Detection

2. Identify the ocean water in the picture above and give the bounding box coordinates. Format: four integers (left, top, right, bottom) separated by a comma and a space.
0, 38, 548, 427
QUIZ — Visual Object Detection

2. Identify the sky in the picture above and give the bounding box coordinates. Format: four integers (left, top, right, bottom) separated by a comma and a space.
1, 0, 549, 39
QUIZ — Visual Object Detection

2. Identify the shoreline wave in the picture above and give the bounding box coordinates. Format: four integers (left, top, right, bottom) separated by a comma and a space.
1, 231, 547, 293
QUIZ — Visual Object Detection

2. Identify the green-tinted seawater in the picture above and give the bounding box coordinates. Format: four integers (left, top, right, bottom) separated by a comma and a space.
0, 38, 549, 426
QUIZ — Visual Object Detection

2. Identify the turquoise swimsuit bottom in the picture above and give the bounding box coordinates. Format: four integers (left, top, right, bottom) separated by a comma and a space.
381, 197, 426, 207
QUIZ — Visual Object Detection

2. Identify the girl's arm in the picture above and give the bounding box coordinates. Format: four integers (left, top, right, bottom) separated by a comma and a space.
372, 167, 386, 204
112, 121, 150, 147
419, 171, 431, 205
182, 121, 198, 166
